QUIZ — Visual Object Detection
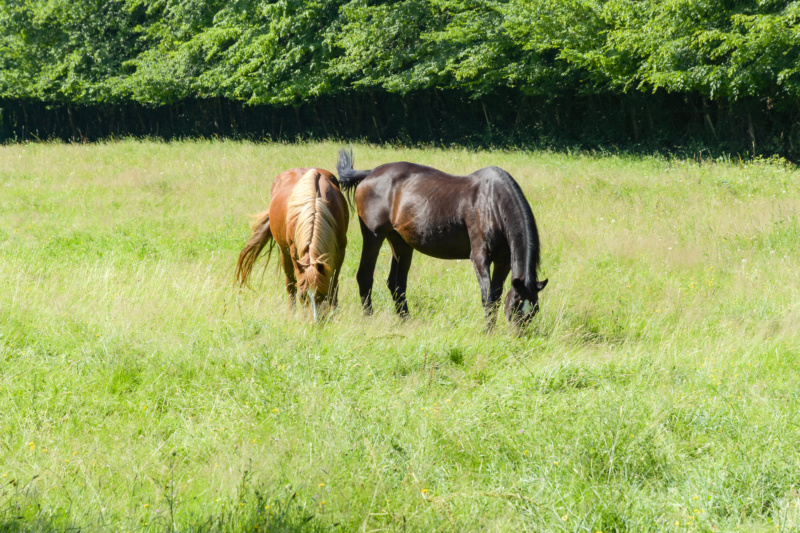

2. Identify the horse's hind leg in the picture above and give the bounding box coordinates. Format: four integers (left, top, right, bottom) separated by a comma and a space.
488, 261, 511, 329
386, 233, 414, 317
356, 220, 384, 315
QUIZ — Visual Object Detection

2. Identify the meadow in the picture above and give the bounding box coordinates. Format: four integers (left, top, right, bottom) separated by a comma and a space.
1, 140, 799, 532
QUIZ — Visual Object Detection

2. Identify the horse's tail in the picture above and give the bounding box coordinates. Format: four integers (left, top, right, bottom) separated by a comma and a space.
288, 170, 343, 299
337, 148, 371, 205
235, 209, 275, 286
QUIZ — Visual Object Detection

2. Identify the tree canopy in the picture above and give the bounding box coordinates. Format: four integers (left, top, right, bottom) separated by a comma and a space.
2, 0, 798, 107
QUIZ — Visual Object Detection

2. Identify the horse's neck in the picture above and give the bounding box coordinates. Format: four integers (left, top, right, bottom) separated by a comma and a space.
502, 194, 535, 284
507, 226, 530, 282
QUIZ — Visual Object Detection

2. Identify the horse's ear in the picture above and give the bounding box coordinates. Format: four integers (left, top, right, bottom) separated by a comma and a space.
536, 279, 548, 292
511, 278, 526, 294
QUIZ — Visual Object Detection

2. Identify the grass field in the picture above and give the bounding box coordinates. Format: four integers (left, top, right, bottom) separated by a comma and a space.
1, 140, 799, 532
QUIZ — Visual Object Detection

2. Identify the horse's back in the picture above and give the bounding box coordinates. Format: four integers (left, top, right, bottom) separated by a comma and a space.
366, 161, 462, 183
357, 161, 478, 210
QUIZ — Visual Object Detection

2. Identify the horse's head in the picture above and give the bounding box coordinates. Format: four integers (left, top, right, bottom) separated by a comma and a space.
299, 260, 340, 322
504, 278, 548, 328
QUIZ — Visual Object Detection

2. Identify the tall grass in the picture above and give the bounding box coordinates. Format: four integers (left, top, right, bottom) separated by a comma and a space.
1, 140, 799, 532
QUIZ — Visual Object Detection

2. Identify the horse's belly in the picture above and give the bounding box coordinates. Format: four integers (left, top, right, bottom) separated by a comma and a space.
395, 225, 472, 260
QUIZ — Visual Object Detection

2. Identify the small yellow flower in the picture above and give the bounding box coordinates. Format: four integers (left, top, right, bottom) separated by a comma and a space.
561, 515, 568, 521
318, 483, 325, 487
144, 504, 149, 508
421, 489, 429, 494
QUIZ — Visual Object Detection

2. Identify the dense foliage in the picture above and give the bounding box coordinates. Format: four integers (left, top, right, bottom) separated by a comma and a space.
1, 1, 799, 156
2, 0, 798, 106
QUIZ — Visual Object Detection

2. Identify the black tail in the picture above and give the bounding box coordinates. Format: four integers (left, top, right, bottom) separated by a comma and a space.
337, 148, 371, 192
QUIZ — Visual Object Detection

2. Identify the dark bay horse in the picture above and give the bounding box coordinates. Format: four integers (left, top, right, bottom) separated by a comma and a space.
337, 149, 547, 329
236, 168, 349, 321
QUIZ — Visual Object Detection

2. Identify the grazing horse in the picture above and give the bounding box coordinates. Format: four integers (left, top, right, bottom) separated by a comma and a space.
337, 149, 547, 329
236, 168, 349, 320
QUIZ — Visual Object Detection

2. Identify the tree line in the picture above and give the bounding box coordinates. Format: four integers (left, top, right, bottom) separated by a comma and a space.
1, 0, 799, 157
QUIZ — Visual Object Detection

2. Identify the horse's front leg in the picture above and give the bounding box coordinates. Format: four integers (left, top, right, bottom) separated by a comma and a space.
471, 251, 494, 329
279, 246, 297, 307
488, 261, 511, 330
329, 268, 342, 309
356, 220, 384, 316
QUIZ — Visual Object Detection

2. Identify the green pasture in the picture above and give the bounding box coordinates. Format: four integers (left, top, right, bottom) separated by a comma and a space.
1, 140, 799, 532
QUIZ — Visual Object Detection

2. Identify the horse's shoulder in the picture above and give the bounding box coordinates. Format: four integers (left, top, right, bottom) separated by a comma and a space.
470, 166, 512, 187
469, 166, 500, 176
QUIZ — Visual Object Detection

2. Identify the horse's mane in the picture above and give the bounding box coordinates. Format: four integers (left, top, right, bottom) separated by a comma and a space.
495, 168, 541, 280
287, 169, 342, 296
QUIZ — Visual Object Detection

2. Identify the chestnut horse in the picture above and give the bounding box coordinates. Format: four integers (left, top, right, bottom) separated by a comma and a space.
236, 168, 349, 320
337, 149, 547, 330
